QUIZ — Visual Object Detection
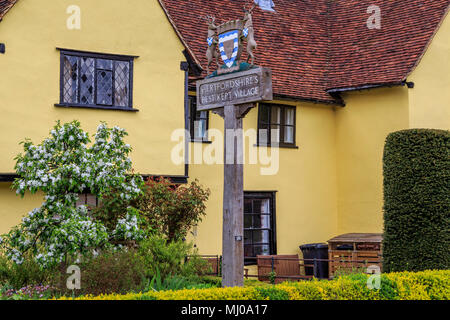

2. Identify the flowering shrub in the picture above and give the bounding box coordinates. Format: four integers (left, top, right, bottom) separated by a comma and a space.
55, 270, 450, 300
111, 207, 146, 241
0, 121, 144, 269
1, 284, 54, 300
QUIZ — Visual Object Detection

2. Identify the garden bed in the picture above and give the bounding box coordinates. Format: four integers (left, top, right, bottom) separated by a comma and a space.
53, 270, 449, 300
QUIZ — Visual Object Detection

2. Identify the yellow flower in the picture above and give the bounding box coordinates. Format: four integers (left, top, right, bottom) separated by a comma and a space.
52, 270, 450, 301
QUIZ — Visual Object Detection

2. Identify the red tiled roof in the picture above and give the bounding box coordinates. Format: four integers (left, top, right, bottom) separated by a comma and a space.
160, 0, 450, 104
327, 0, 450, 92
0, 0, 17, 21
160, 0, 333, 104
1, 1, 449, 104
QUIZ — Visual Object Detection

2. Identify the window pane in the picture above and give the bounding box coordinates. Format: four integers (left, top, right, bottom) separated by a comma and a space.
244, 215, 252, 228
114, 61, 130, 107
254, 245, 270, 256
261, 199, 270, 214
193, 110, 208, 140
96, 70, 113, 105
76, 193, 86, 207
253, 230, 270, 244
253, 215, 270, 229
259, 104, 270, 123
79, 57, 95, 105
271, 106, 281, 124
86, 194, 97, 207
253, 200, 262, 213
244, 199, 252, 213
284, 126, 294, 144
194, 119, 207, 140
285, 108, 295, 125
197, 111, 208, 120
244, 244, 254, 257
97, 59, 113, 70
244, 230, 252, 244
258, 125, 269, 145
190, 100, 209, 141
63, 55, 78, 103
271, 125, 280, 143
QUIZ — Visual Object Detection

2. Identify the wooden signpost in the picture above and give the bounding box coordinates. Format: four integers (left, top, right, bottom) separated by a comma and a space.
197, 3, 273, 287
196, 67, 272, 287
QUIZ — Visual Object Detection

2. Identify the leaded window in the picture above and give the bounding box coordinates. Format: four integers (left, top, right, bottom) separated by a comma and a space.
59, 49, 135, 110
244, 192, 276, 265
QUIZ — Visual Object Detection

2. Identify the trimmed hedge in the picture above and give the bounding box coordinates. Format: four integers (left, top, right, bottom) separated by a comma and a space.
383, 129, 450, 272
56, 270, 450, 300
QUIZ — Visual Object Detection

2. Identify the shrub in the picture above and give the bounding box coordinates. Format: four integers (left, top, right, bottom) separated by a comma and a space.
382, 129, 450, 272
136, 178, 210, 242
92, 177, 210, 243
137, 235, 207, 281
57, 270, 450, 300
0, 252, 55, 290
53, 249, 147, 296
199, 276, 223, 287
145, 274, 219, 292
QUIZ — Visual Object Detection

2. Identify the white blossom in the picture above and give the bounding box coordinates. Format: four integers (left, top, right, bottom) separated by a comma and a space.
2, 121, 143, 269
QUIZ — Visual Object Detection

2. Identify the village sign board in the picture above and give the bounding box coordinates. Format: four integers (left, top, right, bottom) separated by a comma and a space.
197, 66, 273, 111
196, 3, 273, 288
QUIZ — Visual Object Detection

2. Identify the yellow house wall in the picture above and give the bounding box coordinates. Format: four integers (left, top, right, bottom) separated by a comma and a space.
1, 0, 447, 263
334, 13, 450, 236
187, 101, 339, 259
0, 0, 186, 174
0, 183, 43, 234
407, 12, 450, 130
0, 0, 186, 232
334, 87, 410, 235
186, 11, 450, 257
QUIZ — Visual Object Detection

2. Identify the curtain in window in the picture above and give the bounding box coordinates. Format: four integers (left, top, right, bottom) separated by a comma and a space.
258, 199, 270, 254
194, 111, 208, 140
270, 106, 281, 143
284, 108, 295, 143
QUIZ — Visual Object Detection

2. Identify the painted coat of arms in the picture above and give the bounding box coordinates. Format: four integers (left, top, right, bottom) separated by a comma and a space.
203, 3, 257, 75
219, 29, 240, 68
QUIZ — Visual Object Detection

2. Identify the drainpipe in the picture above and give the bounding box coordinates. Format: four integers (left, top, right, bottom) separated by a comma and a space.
180, 61, 190, 178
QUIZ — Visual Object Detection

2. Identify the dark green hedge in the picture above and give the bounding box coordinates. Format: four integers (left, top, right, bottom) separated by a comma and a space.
382, 129, 450, 272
